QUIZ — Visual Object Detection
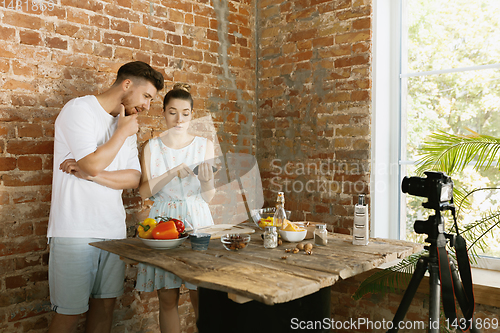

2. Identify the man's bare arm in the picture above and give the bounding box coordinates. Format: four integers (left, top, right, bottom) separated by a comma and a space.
77, 107, 138, 177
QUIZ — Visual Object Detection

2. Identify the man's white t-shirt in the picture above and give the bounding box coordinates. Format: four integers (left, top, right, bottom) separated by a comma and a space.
48, 95, 141, 239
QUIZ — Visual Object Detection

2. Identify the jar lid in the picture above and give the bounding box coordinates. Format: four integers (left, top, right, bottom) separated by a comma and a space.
265, 226, 277, 232
316, 224, 326, 229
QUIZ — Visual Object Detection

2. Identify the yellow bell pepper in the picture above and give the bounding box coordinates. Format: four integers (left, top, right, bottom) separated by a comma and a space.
138, 218, 157, 239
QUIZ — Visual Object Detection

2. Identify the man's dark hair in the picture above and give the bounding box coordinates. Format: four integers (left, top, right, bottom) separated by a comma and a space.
116, 61, 164, 91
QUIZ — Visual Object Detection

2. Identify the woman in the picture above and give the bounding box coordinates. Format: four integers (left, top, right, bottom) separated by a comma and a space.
136, 83, 215, 333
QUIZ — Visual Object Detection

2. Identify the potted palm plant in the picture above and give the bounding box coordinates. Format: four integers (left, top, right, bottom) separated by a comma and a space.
353, 129, 500, 299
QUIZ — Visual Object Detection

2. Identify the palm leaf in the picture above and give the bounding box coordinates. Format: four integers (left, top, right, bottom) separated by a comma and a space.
459, 209, 500, 262
352, 252, 424, 300
455, 187, 500, 221
415, 130, 500, 176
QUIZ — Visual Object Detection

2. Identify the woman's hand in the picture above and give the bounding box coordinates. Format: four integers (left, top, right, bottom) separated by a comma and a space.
173, 163, 195, 179
197, 162, 214, 183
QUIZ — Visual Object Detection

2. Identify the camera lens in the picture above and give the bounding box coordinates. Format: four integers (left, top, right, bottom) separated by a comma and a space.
401, 176, 427, 197
414, 220, 428, 234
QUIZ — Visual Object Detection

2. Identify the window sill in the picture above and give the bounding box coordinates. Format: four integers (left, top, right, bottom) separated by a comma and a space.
470, 267, 500, 308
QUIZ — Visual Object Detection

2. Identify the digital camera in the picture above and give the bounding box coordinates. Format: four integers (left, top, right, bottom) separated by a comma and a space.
402, 171, 453, 210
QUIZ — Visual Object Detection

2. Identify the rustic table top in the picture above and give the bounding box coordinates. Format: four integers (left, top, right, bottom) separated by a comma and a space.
90, 224, 422, 305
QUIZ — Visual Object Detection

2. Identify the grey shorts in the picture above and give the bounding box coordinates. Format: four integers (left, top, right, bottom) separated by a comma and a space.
48, 237, 125, 315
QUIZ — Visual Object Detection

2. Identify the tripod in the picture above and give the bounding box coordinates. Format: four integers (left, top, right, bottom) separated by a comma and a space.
387, 219, 479, 332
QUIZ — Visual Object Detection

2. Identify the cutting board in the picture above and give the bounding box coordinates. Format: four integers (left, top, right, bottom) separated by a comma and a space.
191, 224, 255, 239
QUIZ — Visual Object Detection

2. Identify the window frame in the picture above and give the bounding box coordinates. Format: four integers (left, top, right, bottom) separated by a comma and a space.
372, 0, 500, 271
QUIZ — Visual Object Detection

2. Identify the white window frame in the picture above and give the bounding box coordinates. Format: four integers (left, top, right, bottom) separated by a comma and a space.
372, 0, 403, 240
372, 0, 500, 271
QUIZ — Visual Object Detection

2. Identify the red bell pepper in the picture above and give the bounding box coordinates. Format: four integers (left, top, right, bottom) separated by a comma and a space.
156, 216, 185, 234
152, 221, 179, 240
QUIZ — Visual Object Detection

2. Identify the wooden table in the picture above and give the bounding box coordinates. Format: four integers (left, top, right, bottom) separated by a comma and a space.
90, 225, 422, 306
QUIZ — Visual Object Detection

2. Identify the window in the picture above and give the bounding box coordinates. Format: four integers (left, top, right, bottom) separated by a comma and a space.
373, 0, 500, 262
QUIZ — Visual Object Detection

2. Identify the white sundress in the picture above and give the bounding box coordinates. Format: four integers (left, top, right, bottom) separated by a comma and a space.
136, 136, 214, 292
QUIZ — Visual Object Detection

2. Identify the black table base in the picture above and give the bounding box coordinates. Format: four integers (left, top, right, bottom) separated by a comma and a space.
197, 287, 331, 333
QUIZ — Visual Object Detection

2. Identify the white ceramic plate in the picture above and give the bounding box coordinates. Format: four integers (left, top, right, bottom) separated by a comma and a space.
139, 235, 188, 249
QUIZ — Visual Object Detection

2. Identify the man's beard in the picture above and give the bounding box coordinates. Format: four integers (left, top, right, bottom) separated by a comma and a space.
121, 92, 138, 115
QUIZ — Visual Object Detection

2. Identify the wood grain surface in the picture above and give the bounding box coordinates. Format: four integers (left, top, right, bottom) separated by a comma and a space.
90, 224, 422, 305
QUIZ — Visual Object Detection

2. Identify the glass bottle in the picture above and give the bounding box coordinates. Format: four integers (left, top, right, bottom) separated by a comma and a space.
273, 192, 286, 229
314, 224, 328, 246
263, 226, 278, 248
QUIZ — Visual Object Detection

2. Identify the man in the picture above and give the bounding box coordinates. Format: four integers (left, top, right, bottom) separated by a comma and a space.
47, 61, 164, 333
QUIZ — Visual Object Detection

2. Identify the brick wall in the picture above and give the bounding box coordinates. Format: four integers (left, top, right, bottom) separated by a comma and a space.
256, 0, 372, 233
2, 0, 498, 332
0, 0, 255, 331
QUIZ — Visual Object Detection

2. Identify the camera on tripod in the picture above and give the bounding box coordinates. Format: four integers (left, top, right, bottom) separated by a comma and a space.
402, 171, 454, 210
402, 171, 454, 237
389, 171, 477, 333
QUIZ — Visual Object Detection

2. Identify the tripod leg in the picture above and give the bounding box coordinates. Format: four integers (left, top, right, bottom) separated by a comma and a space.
388, 257, 428, 333
428, 261, 441, 333
450, 262, 481, 333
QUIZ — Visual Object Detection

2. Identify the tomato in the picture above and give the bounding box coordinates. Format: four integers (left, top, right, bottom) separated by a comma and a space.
152, 221, 179, 240
172, 218, 185, 233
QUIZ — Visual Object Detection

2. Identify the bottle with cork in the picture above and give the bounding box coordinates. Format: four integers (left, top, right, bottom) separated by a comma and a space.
273, 192, 286, 229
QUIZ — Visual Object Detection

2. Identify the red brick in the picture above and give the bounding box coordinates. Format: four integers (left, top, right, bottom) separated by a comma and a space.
335, 30, 371, 44
3, 12, 44, 30
19, 30, 42, 46
131, 23, 148, 37
182, 36, 194, 47
111, 18, 130, 33
2, 172, 53, 186
17, 156, 43, 171
195, 15, 210, 28
7, 140, 53, 155
334, 55, 369, 68
5, 274, 28, 289
228, 13, 249, 26
173, 47, 203, 62
337, 7, 371, 21
351, 90, 370, 101
353, 17, 371, 30
0, 157, 17, 171
90, 14, 110, 29
117, 0, 132, 8
353, 41, 370, 53
67, 7, 89, 24
143, 15, 175, 31
0, 25, 16, 41
288, 29, 317, 43
46, 36, 68, 50
61, 0, 104, 13
103, 32, 140, 49
55, 21, 80, 37
17, 124, 43, 138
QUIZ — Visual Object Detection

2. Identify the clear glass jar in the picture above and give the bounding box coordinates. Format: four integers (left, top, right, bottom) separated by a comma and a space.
314, 224, 328, 246
263, 226, 278, 248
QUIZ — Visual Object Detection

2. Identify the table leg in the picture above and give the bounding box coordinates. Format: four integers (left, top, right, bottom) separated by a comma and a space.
197, 287, 331, 333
